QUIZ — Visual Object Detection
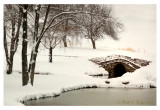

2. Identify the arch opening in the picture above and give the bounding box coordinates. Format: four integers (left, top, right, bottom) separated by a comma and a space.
113, 64, 126, 77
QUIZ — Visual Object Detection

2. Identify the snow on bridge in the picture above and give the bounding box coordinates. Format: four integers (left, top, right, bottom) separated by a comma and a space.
89, 55, 151, 78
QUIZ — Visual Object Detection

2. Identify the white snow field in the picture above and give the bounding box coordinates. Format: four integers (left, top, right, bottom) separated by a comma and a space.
4, 47, 156, 106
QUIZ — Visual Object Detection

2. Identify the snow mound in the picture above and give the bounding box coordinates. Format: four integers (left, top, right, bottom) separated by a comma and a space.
104, 62, 156, 88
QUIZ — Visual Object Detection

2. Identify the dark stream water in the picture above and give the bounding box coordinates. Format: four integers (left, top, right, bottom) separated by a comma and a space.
24, 88, 156, 106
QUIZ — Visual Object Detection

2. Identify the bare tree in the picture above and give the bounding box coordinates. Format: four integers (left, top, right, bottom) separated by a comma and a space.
42, 29, 62, 63
48, 5, 84, 48
73, 5, 124, 49
3, 5, 23, 74
28, 4, 78, 86
59, 19, 83, 47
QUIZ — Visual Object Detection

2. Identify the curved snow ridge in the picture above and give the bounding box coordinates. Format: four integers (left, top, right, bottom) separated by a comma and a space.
18, 83, 104, 106
19, 91, 61, 104
11, 80, 156, 106
19, 79, 156, 106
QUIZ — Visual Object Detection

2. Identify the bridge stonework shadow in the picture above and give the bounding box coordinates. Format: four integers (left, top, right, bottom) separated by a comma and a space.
89, 55, 151, 78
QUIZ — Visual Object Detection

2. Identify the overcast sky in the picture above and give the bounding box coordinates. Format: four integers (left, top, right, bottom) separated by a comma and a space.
97, 4, 156, 53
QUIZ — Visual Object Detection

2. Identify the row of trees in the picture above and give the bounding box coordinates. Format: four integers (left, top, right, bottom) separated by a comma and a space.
3, 4, 124, 86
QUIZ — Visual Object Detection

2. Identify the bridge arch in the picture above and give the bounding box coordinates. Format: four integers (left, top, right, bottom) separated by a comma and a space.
89, 55, 151, 78
113, 63, 126, 77
104, 60, 137, 78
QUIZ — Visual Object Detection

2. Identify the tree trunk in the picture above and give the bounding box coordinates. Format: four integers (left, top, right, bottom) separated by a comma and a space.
4, 25, 10, 74
8, 37, 15, 74
29, 40, 41, 86
29, 51, 37, 86
62, 19, 68, 47
89, 9, 96, 49
63, 35, 67, 47
28, 5, 41, 74
6, 55, 13, 74
14, 7, 23, 53
22, 5, 29, 86
49, 47, 53, 63
6, 13, 16, 74
90, 37, 96, 49
29, 5, 50, 86
29, 5, 42, 86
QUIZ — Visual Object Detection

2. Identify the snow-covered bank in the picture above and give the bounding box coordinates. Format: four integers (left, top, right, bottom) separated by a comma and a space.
4, 47, 156, 106
4, 71, 106, 106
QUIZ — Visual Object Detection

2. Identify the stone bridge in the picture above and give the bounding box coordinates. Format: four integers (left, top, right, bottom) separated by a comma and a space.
89, 55, 151, 78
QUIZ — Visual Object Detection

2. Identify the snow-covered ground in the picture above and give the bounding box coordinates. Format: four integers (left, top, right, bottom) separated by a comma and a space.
4, 46, 156, 106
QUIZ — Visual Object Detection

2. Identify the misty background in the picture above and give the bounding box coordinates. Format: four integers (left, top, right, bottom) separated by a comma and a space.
94, 4, 156, 54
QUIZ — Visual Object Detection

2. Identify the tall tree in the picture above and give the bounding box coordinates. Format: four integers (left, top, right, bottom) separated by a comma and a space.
28, 4, 44, 86
3, 5, 23, 74
21, 4, 29, 86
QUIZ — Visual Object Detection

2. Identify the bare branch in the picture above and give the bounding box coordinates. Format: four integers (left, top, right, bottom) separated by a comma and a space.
39, 5, 50, 38
4, 24, 10, 65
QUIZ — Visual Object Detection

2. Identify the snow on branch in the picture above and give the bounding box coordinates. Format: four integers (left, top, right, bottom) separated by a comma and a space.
29, 60, 35, 64
37, 17, 72, 45
23, 8, 27, 13
49, 17, 73, 29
